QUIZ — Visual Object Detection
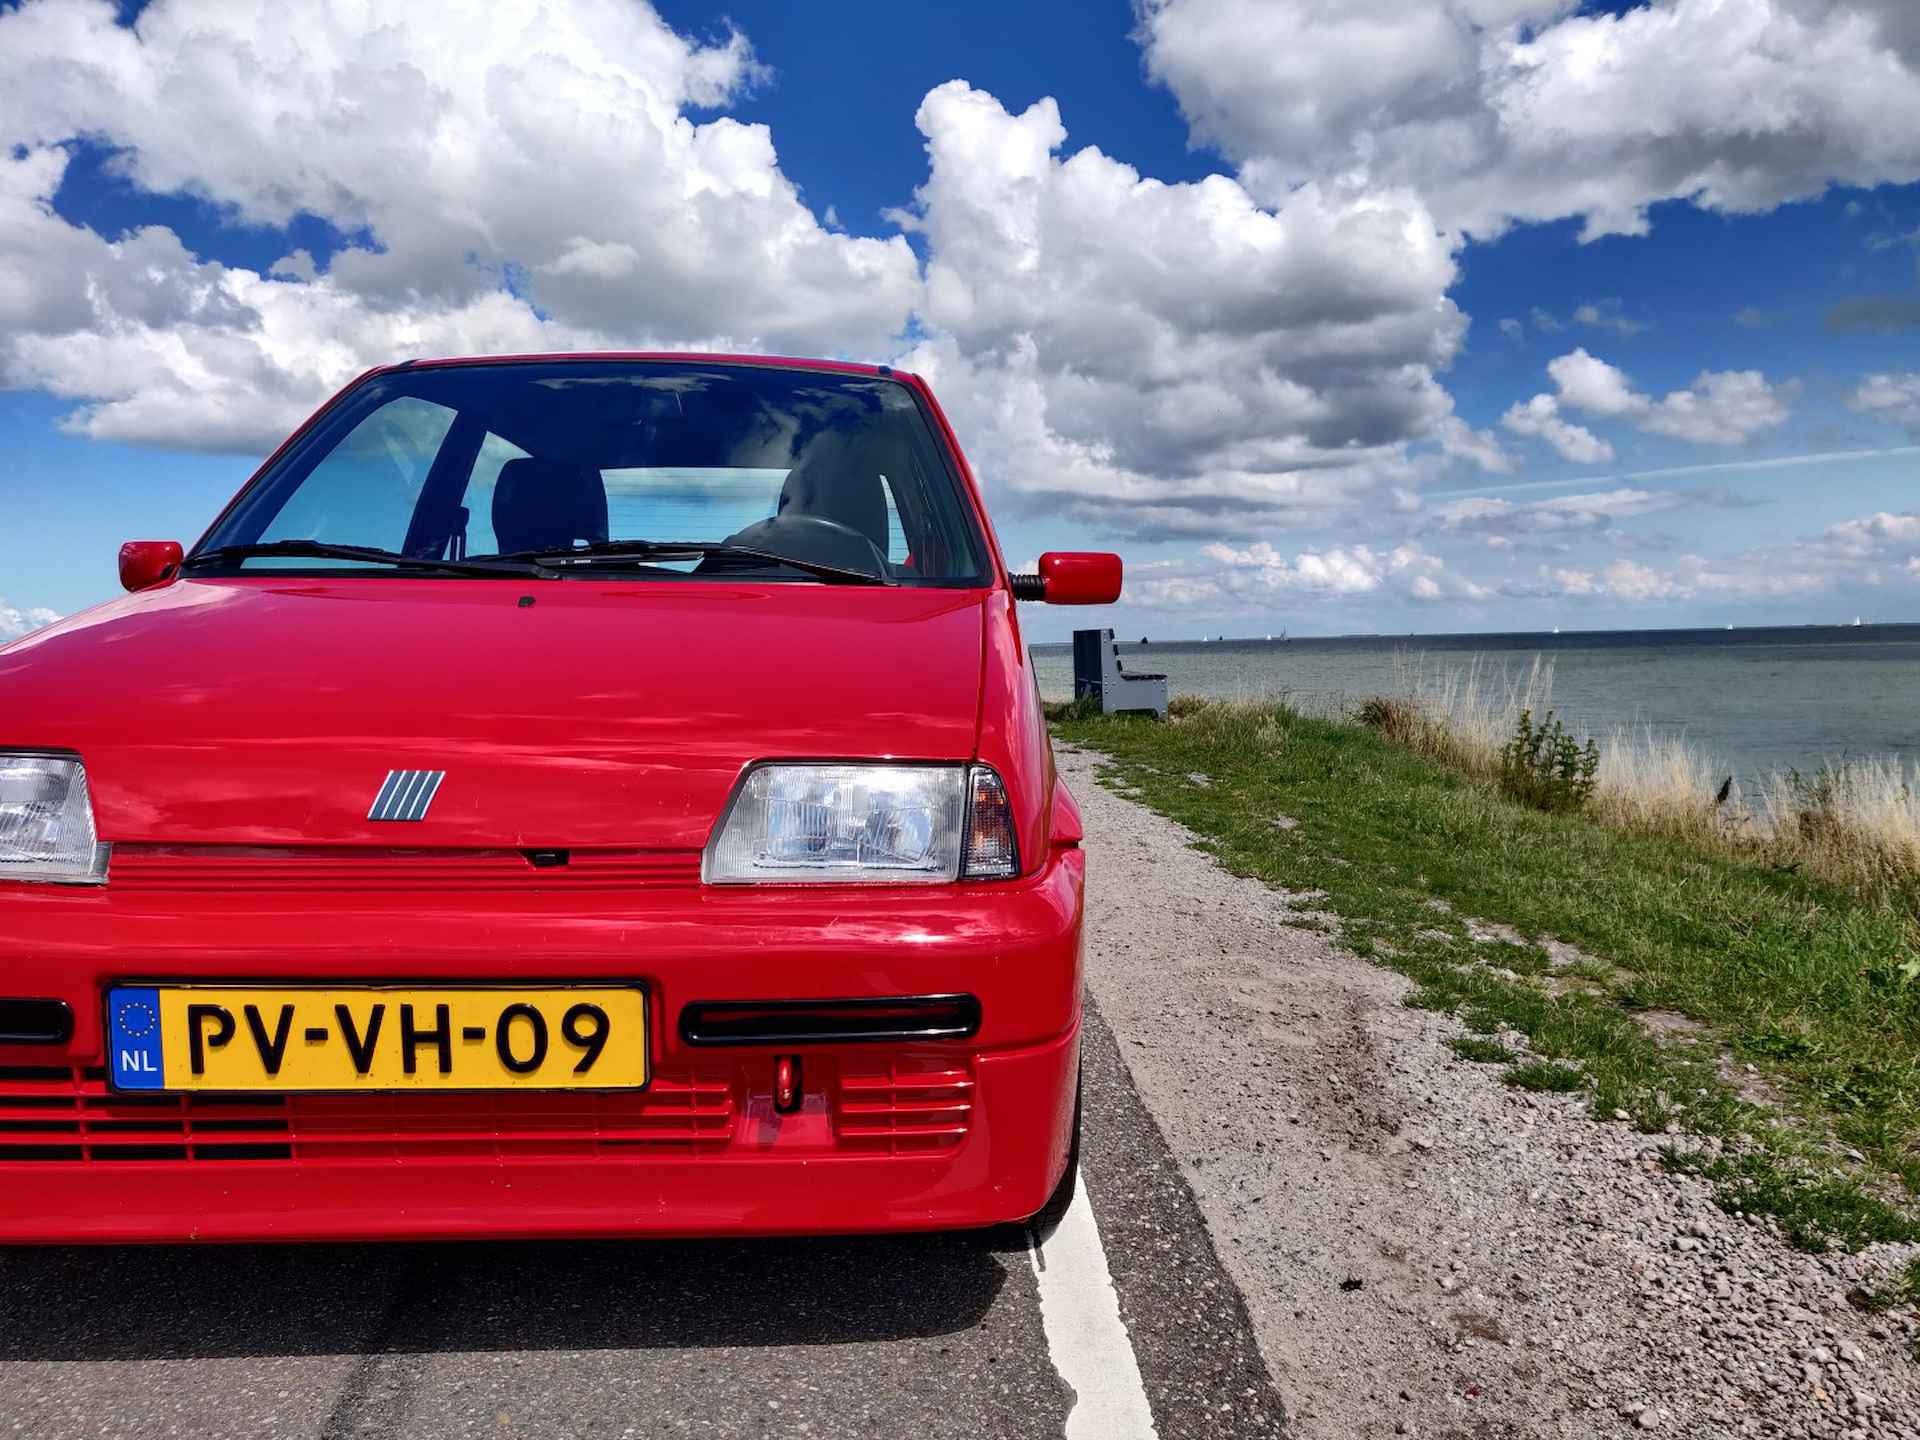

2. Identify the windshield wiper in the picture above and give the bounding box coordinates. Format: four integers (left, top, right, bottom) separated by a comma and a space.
184, 540, 556, 579
484, 539, 892, 586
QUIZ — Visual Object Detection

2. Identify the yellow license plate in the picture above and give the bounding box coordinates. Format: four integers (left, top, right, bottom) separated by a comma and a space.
104, 985, 647, 1093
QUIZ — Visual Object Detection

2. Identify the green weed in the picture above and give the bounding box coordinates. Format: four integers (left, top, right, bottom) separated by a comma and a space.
1449, 1036, 1514, 1064
1498, 708, 1600, 814
1504, 1060, 1587, 1093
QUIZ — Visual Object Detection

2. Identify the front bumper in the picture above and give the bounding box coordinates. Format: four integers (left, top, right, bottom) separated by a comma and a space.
0, 848, 1083, 1242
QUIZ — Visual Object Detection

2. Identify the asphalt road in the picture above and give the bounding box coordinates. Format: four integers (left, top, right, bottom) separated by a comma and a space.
0, 1007, 1286, 1439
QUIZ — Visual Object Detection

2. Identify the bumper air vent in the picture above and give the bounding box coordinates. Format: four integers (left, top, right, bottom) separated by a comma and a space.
0, 1066, 734, 1163
836, 1057, 976, 1153
0, 1000, 73, 1045
679, 995, 982, 1046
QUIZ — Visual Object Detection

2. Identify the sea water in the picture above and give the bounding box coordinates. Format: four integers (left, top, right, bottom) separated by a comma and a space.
1031, 624, 1920, 780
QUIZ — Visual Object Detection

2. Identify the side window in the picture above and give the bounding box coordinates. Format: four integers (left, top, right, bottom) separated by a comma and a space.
257, 397, 456, 550
879, 474, 911, 565
454, 431, 531, 558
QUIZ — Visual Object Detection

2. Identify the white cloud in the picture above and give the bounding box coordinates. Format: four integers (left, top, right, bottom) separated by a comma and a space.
0, 0, 1865, 574
0, 2, 1497, 544
1435, 415, 1515, 475
1523, 506, 1920, 604
1635, 368, 1794, 446
0, 0, 919, 450
1538, 555, 1826, 603
1547, 350, 1642, 418
1552, 559, 1686, 603
1431, 486, 1687, 537
1500, 394, 1614, 464
1572, 298, 1646, 336
1137, 0, 1920, 240
1132, 538, 1487, 609
1122, 501, 1919, 619
1849, 372, 1920, 437
1502, 349, 1792, 462
893, 81, 1476, 538
1498, 317, 1524, 342
1201, 541, 1401, 596
0, 599, 60, 641
1810, 510, 1920, 559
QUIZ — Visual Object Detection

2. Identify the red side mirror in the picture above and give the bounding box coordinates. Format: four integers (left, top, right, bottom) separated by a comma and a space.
1019, 551, 1121, 605
119, 540, 184, 593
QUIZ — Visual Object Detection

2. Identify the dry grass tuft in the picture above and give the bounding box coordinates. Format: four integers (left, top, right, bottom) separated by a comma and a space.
1592, 724, 1738, 841
1764, 760, 1920, 900
1376, 652, 1555, 771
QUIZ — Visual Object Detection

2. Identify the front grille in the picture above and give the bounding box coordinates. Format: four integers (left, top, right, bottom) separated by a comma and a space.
836, 1059, 975, 1153
109, 846, 701, 893
0, 1065, 733, 1162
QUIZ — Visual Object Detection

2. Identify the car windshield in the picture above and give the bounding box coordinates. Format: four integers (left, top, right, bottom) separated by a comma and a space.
192, 360, 990, 585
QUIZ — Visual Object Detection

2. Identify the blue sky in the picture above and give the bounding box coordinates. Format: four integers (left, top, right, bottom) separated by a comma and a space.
3, 0, 1920, 642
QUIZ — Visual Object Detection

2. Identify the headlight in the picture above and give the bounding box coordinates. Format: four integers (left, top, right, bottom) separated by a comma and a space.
705, 763, 1019, 884
0, 754, 109, 885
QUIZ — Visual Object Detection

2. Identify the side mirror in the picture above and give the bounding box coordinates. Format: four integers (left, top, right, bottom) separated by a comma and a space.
119, 540, 184, 593
1009, 551, 1122, 605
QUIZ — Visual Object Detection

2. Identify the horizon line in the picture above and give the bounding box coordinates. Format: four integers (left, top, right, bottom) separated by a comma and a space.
1031, 618, 1920, 645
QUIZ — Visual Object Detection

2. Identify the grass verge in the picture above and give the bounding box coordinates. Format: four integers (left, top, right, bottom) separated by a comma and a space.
1052, 696, 1920, 1255
1374, 653, 1920, 908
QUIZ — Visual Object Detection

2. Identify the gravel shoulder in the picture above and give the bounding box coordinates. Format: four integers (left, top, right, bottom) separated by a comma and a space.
1060, 746, 1920, 1440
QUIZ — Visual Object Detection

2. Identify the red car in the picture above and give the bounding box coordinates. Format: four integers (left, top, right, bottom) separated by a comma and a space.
0, 354, 1120, 1242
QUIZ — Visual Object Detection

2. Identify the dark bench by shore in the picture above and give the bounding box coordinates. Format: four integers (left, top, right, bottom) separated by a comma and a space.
1072, 628, 1168, 718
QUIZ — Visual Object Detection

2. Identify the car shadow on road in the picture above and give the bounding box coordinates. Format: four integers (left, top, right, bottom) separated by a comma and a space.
0, 1230, 1023, 1362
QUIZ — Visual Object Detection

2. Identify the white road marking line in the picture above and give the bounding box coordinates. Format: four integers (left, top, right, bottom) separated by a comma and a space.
1028, 1171, 1159, 1439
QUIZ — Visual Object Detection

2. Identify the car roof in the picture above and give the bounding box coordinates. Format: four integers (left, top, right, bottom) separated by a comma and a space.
389, 352, 912, 382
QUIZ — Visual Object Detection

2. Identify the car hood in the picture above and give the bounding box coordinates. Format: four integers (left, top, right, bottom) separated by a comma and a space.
1, 578, 986, 849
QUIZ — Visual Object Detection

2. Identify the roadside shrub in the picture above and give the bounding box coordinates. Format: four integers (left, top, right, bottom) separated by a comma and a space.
1497, 708, 1599, 814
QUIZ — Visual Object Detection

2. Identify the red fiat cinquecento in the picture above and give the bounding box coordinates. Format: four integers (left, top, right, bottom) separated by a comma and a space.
0, 353, 1120, 1243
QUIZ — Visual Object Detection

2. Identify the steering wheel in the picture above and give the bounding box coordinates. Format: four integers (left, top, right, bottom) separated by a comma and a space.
711, 513, 891, 579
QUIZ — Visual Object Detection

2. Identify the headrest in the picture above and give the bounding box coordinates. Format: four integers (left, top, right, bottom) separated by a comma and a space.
776, 430, 901, 555
491, 458, 609, 554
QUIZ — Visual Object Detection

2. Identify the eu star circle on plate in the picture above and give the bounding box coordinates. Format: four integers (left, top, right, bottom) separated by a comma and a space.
119, 1000, 157, 1039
